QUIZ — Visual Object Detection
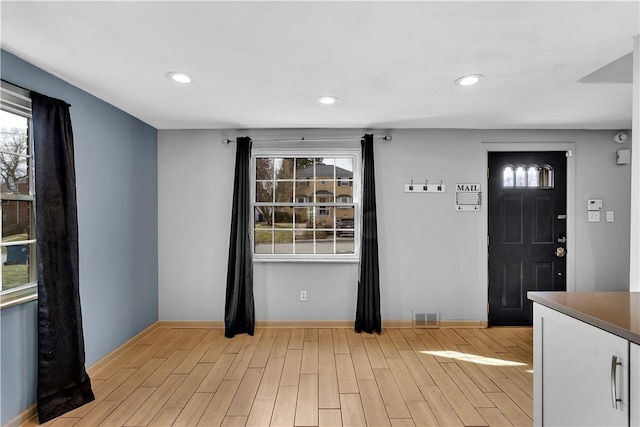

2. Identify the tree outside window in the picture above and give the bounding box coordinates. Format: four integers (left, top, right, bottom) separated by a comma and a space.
1, 103, 37, 306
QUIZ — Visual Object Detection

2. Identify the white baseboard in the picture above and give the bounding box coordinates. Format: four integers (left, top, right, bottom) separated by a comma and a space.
155, 319, 487, 329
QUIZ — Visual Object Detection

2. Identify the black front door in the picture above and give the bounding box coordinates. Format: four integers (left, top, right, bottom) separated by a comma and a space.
488, 151, 567, 326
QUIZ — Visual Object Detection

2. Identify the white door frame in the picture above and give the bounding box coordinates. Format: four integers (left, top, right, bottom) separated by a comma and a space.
481, 142, 576, 323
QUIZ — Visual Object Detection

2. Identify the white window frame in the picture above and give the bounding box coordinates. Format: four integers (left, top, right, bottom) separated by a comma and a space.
0, 81, 37, 309
251, 147, 360, 262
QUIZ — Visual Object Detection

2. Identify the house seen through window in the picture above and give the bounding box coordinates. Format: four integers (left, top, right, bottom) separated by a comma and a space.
0, 81, 37, 308
253, 151, 360, 260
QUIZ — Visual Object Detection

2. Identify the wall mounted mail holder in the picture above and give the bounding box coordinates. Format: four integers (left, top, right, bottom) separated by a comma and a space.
455, 183, 482, 211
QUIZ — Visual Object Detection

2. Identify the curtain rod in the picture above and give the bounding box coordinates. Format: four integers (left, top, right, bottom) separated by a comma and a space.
221, 134, 392, 145
1, 79, 31, 94
1, 79, 72, 107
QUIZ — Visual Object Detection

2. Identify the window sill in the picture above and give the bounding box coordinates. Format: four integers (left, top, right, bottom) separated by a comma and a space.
0, 283, 37, 310
254, 255, 359, 263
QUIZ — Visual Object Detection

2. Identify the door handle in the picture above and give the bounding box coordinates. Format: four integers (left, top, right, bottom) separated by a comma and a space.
555, 247, 566, 258
611, 355, 622, 409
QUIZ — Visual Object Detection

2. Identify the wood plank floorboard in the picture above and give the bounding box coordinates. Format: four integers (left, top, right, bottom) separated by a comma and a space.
31, 327, 533, 426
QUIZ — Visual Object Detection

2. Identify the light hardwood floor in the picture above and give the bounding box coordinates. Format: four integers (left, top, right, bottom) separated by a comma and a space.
27, 326, 533, 427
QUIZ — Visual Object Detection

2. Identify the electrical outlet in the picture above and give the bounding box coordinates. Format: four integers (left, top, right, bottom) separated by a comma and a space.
300, 291, 307, 302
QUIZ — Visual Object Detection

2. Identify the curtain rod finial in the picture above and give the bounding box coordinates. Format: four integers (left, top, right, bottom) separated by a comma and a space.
383, 134, 392, 142
221, 138, 231, 145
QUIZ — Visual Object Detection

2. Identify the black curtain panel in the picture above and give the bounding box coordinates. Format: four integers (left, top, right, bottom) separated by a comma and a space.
224, 136, 255, 338
31, 92, 94, 423
355, 134, 382, 334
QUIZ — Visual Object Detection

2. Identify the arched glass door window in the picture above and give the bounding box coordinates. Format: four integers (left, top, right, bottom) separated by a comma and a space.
539, 165, 553, 188
527, 166, 540, 187
515, 166, 527, 187
503, 166, 515, 188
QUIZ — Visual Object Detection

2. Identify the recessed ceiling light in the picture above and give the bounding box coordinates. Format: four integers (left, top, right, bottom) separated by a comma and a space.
455, 74, 484, 87
316, 96, 339, 105
166, 71, 193, 84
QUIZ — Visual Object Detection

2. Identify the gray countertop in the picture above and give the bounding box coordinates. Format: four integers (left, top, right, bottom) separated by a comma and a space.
528, 291, 640, 345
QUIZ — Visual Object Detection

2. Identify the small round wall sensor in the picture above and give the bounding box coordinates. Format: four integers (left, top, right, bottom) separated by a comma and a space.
614, 131, 628, 144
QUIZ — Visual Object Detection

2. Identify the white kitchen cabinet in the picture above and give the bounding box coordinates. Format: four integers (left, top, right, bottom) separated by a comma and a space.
533, 303, 629, 426
632, 343, 639, 427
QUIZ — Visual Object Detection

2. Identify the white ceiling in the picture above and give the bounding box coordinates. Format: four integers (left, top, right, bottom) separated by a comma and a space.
1, 1, 638, 130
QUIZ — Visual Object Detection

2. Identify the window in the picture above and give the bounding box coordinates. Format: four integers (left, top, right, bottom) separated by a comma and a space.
1, 81, 37, 308
253, 149, 359, 261
502, 166, 515, 188
316, 207, 330, 216
527, 166, 540, 187
502, 163, 554, 189
515, 166, 526, 187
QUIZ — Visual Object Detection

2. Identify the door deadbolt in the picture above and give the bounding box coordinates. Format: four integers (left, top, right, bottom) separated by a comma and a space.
555, 247, 566, 258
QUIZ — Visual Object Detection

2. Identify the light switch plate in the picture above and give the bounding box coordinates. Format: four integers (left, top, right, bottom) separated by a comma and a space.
606, 211, 615, 223
588, 211, 600, 222
617, 149, 631, 165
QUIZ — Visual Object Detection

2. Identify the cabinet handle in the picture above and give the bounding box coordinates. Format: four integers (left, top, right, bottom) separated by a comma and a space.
611, 355, 622, 409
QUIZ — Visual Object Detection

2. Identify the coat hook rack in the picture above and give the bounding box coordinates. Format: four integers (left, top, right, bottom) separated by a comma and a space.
404, 179, 446, 193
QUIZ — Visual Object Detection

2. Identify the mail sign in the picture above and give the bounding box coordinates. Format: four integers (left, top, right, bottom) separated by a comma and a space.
456, 183, 481, 192
455, 183, 481, 211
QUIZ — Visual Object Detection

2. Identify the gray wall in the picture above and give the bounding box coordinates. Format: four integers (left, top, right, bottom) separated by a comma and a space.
158, 128, 631, 322
572, 132, 632, 290
0, 50, 158, 425
1, 301, 37, 426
